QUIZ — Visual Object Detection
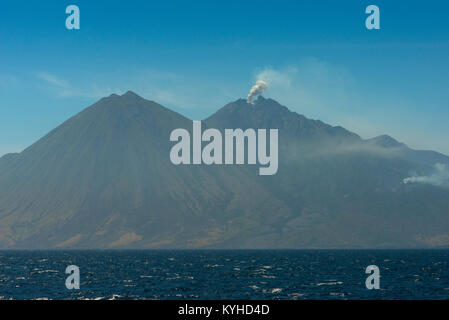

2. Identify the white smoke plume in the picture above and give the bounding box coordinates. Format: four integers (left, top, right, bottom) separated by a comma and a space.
247, 80, 269, 104
403, 163, 449, 188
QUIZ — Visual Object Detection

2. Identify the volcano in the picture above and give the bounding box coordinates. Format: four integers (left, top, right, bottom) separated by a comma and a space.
1, 92, 449, 248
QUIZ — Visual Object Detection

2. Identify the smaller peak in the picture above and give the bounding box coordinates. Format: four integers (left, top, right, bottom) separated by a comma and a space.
121, 90, 141, 99
373, 135, 397, 142
366, 135, 406, 148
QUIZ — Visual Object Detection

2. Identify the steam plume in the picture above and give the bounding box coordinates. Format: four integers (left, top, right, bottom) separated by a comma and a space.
247, 80, 269, 104
403, 163, 449, 188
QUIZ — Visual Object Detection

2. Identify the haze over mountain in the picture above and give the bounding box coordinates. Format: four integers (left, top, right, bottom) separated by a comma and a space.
1, 92, 448, 249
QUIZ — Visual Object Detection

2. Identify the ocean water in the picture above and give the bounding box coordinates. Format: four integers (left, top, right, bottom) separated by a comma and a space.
0, 250, 448, 300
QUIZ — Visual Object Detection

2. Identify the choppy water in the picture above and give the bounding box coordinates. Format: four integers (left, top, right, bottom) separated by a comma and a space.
0, 250, 448, 300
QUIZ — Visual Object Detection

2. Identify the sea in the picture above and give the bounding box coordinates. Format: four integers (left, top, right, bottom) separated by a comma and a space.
0, 249, 448, 300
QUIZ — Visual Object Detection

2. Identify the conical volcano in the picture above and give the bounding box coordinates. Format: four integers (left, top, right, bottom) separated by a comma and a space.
0, 92, 289, 248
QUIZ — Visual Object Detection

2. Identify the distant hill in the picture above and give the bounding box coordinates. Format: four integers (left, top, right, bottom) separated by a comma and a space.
1, 92, 448, 248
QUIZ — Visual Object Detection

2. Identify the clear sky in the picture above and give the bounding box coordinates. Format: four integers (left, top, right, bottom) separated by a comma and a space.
1, 0, 448, 156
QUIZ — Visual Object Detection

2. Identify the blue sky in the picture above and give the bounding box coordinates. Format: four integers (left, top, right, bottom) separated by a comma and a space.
1, 0, 448, 156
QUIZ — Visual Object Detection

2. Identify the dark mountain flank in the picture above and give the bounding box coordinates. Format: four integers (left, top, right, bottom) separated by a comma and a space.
1, 92, 449, 248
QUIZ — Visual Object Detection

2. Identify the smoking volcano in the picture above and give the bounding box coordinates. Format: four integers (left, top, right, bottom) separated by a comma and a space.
1, 92, 449, 249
